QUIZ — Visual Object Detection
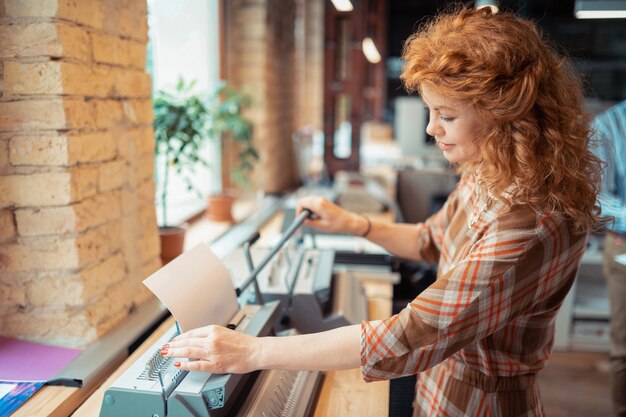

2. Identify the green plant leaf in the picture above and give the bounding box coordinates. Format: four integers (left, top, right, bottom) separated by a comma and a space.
153, 78, 258, 225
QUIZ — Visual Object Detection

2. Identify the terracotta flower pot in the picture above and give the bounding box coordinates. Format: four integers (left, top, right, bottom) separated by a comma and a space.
205, 194, 235, 223
159, 226, 186, 265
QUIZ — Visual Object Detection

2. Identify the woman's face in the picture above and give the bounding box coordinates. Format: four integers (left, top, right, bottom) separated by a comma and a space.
421, 84, 482, 164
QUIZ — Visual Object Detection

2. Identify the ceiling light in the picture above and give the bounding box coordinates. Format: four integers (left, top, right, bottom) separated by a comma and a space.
474, 0, 499, 13
331, 0, 353, 12
575, 0, 626, 18
362, 37, 381, 64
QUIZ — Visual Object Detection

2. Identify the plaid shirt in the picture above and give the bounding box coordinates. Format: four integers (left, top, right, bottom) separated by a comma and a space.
361, 173, 588, 417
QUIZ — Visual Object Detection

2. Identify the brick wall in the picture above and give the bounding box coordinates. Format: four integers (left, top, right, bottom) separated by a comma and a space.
0, 0, 161, 347
226, 0, 324, 193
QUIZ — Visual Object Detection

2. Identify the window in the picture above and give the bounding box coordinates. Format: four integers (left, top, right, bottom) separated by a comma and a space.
147, 0, 220, 226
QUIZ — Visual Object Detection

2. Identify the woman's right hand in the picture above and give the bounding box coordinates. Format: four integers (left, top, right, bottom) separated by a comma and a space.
296, 196, 366, 235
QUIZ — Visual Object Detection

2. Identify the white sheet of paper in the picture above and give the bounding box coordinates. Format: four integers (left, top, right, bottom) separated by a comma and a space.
615, 253, 626, 267
0, 383, 17, 400
143, 243, 239, 332
302, 234, 388, 254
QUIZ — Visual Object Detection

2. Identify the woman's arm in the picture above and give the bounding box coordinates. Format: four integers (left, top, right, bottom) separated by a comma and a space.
260, 324, 361, 371
353, 217, 436, 261
296, 195, 455, 262
161, 324, 361, 374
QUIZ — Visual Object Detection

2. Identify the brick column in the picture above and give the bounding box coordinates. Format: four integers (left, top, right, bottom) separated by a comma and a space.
226, 0, 301, 193
0, 0, 161, 347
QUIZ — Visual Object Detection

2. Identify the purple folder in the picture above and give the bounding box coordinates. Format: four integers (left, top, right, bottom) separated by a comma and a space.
0, 336, 82, 382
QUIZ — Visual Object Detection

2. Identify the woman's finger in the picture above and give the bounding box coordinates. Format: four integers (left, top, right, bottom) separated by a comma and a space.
297, 197, 324, 214
163, 345, 209, 360
174, 360, 217, 373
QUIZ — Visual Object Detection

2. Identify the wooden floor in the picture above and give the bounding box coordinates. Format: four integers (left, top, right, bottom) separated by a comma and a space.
538, 350, 612, 417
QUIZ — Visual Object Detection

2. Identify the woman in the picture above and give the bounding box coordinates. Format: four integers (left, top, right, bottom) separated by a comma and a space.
161, 7, 603, 416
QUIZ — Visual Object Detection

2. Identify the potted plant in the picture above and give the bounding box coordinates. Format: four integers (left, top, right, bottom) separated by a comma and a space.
153, 80, 258, 263
153, 79, 212, 264
204, 83, 258, 222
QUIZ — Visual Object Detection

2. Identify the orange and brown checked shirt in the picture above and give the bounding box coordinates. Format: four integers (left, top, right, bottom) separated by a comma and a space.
360, 172, 588, 417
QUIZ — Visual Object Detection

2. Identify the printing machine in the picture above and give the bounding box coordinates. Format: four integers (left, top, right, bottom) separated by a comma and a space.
98, 209, 368, 417
222, 237, 369, 334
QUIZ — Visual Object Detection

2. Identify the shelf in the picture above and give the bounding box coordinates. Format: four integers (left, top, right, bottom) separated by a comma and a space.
573, 276, 610, 321
570, 320, 610, 352
554, 234, 610, 352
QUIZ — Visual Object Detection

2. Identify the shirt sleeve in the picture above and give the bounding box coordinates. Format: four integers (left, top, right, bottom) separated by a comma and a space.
591, 107, 626, 232
412, 175, 463, 264
360, 213, 586, 382
598, 193, 626, 232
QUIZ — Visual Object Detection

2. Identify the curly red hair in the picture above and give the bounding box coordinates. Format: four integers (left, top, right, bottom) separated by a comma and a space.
401, 6, 603, 234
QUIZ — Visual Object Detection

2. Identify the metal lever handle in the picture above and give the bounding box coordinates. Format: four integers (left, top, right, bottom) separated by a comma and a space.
236, 209, 314, 299
243, 231, 264, 305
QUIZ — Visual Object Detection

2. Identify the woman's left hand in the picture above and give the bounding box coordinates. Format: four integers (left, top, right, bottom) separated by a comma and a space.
160, 325, 261, 374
